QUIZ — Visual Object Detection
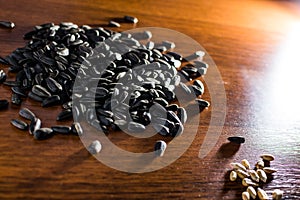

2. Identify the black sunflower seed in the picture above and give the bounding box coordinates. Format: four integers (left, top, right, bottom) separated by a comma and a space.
0, 56, 9, 65
0, 21, 15, 29
124, 15, 138, 23
19, 107, 36, 121
41, 95, 60, 107
153, 124, 169, 136
29, 117, 41, 135
71, 122, 83, 136
32, 85, 51, 98
45, 77, 63, 93
51, 125, 71, 134
177, 107, 187, 124
11, 87, 27, 97
0, 70, 7, 83
154, 140, 167, 157
195, 99, 210, 109
11, 119, 28, 130
108, 21, 121, 27
11, 93, 22, 105
33, 128, 53, 140
56, 109, 72, 121
127, 121, 146, 132
28, 91, 44, 102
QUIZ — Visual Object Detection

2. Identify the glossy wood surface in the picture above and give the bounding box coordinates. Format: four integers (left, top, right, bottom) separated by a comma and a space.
0, 0, 300, 199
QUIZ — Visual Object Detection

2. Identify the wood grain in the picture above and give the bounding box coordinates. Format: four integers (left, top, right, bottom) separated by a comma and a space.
0, 0, 300, 199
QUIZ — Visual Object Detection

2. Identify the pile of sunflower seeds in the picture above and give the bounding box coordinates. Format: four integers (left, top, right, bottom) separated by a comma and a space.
0, 19, 209, 143
229, 154, 284, 200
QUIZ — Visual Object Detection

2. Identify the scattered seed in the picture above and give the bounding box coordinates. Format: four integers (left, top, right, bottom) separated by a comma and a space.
33, 128, 53, 140
124, 15, 138, 23
56, 109, 72, 121
257, 188, 269, 200
260, 153, 275, 162
0, 21, 15, 29
249, 169, 260, 182
229, 170, 237, 181
272, 189, 283, 200
154, 140, 167, 157
51, 125, 71, 134
29, 117, 41, 135
263, 167, 277, 174
19, 108, 36, 121
88, 140, 102, 154
257, 169, 267, 183
236, 169, 250, 179
231, 162, 247, 172
256, 160, 265, 169
241, 159, 251, 169
109, 21, 121, 27
10, 119, 28, 130
242, 191, 250, 200
247, 186, 257, 199
128, 121, 146, 132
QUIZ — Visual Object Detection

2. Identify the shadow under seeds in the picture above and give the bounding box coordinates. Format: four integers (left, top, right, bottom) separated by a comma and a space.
216, 142, 241, 159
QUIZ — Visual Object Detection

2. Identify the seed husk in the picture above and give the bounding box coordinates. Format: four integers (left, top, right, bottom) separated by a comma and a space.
257, 169, 267, 183
229, 170, 237, 181
263, 167, 277, 174
10, 119, 28, 130
19, 107, 36, 121
247, 186, 257, 199
272, 189, 283, 200
88, 140, 102, 154
242, 191, 250, 200
260, 153, 275, 162
227, 136, 245, 144
33, 128, 53, 140
241, 159, 251, 169
257, 188, 268, 200
0, 99, 9, 110
154, 140, 167, 157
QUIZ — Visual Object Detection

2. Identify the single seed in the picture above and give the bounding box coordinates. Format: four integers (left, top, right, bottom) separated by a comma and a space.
236, 169, 250, 179
227, 136, 245, 144
10, 119, 28, 130
0, 70, 7, 83
33, 128, 53, 140
51, 125, 71, 134
108, 21, 121, 27
247, 186, 257, 199
249, 169, 260, 182
272, 189, 283, 200
229, 170, 237, 181
29, 117, 41, 135
19, 108, 36, 121
257, 169, 268, 183
56, 109, 72, 121
88, 140, 102, 154
195, 98, 210, 109
241, 159, 251, 169
257, 188, 269, 200
230, 162, 247, 172
242, 191, 250, 200
242, 178, 259, 187
128, 121, 146, 132
124, 15, 138, 23
71, 122, 83, 136
256, 160, 264, 169
0, 21, 15, 29
42, 95, 60, 107
260, 153, 275, 162
154, 140, 167, 157
263, 167, 277, 174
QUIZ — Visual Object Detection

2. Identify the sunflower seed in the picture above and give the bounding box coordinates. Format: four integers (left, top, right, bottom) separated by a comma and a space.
128, 121, 146, 132
260, 153, 275, 162
241, 159, 251, 169
242, 178, 259, 187
42, 95, 60, 107
51, 125, 71, 134
195, 99, 210, 109
12, 87, 27, 97
0, 70, 7, 83
11, 119, 28, 130
152, 124, 169, 136
256, 160, 265, 169
32, 85, 51, 98
263, 167, 277, 174
71, 122, 83, 136
88, 140, 102, 154
0, 99, 9, 110
230, 162, 247, 172
11, 93, 22, 105
19, 108, 36, 121
257, 188, 268, 200
154, 140, 167, 157
247, 186, 257, 199
124, 15, 138, 23
257, 169, 267, 183
229, 170, 237, 181
242, 191, 250, 200
45, 77, 63, 93
33, 128, 53, 140
29, 117, 41, 135
272, 189, 283, 200
0, 21, 15, 29
177, 107, 187, 124
249, 169, 260, 182
108, 21, 121, 27
56, 109, 72, 121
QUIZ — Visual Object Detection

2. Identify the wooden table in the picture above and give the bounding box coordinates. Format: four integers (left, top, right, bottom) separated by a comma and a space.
0, 0, 300, 199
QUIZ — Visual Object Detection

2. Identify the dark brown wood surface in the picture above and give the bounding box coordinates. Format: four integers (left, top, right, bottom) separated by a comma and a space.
1, 0, 300, 199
